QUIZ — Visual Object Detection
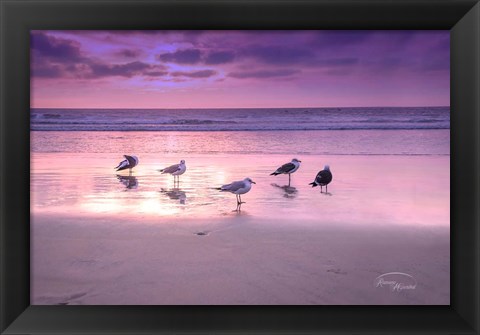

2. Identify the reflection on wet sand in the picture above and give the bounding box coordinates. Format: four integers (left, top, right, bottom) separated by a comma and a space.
117, 175, 138, 189
31, 153, 450, 226
160, 188, 187, 204
271, 183, 298, 199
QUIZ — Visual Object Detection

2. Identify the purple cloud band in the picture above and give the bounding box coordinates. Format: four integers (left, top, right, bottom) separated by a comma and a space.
31, 30, 449, 83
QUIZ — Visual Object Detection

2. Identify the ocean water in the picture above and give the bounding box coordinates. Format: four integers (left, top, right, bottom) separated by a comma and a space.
31, 107, 450, 132
31, 107, 450, 156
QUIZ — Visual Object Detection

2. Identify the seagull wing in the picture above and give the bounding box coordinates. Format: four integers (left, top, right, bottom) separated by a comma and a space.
161, 163, 180, 174
221, 180, 245, 192
276, 162, 296, 174
316, 170, 332, 184
115, 159, 129, 171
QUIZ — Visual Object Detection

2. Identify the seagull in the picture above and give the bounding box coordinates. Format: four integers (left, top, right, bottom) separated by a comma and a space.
309, 165, 333, 193
217, 177, 256, 210
158, 160, 186, 184
115, 155, 139, 174
270, 158, 301, 185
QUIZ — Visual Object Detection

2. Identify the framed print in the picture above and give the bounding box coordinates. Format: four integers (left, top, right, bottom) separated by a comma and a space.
1, 0, 479, 334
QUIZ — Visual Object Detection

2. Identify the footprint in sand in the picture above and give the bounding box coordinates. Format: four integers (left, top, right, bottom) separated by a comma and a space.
327, 268, 347, 275
37, 292, 88, 305
194, 231, 210, 236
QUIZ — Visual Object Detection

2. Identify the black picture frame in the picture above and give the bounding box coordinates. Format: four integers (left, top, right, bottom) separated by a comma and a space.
1, 0, 479, 334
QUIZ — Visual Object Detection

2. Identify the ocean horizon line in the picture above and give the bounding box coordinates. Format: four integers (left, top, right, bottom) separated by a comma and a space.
31, 106, 450, 111
30, 128, 451, 132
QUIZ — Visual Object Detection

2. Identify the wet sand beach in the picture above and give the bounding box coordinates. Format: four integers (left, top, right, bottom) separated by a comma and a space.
32, 214, 449, 305
31, 144, 450, 304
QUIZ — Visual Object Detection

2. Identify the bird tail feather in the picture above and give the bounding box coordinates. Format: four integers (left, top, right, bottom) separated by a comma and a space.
309, 182, 317, 187
270, 172, 279, 176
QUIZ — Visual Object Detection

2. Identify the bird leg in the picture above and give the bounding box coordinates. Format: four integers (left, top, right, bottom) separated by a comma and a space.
238, 195, 246, 204
233, 195, 242, 211
320, 185, 323, 193
288, 174, 291, 186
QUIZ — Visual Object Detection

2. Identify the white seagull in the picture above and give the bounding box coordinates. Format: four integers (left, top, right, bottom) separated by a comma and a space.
309, 165, 333, 193
270, 158, 301, 185
115, 155, 139, 174
217, 177, 256, 210
158, 160, 186, 183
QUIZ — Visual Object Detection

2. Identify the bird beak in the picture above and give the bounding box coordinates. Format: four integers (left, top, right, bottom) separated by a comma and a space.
298, 160, 302, 162
252, 181, 256, 184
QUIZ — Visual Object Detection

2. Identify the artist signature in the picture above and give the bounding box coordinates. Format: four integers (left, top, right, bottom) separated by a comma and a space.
374, 272, 417, 292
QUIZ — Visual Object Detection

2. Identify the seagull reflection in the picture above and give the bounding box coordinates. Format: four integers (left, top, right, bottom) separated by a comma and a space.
160, 188, 187, 204
116, 175, 138, 189
271, 183, 298, 199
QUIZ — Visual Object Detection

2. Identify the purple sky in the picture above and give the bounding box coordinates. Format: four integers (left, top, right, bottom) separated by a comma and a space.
31, 30, 449, 108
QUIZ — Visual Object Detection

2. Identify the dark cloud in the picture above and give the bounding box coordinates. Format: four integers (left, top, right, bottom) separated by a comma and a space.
312, 31, 419, 50
116, 49, 142, 58
32, 56, 166, 80
313, 31, 372, 47
158, 49, 202, 64
228, 69, 299, 79
112, 30, 166, 35
144, 70, 169, 77
242, 45, 314, 65
31, 31, 82, 61
170, 70, 217, 78
31, 32, 168, 79
89, 61, 155, 78
389, 32, 417, 45
159, 48, 236, 65
31, 63, 63, 78
105, 30, 205, 38
205, 51, 235, 64
32, 59, 164, 79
